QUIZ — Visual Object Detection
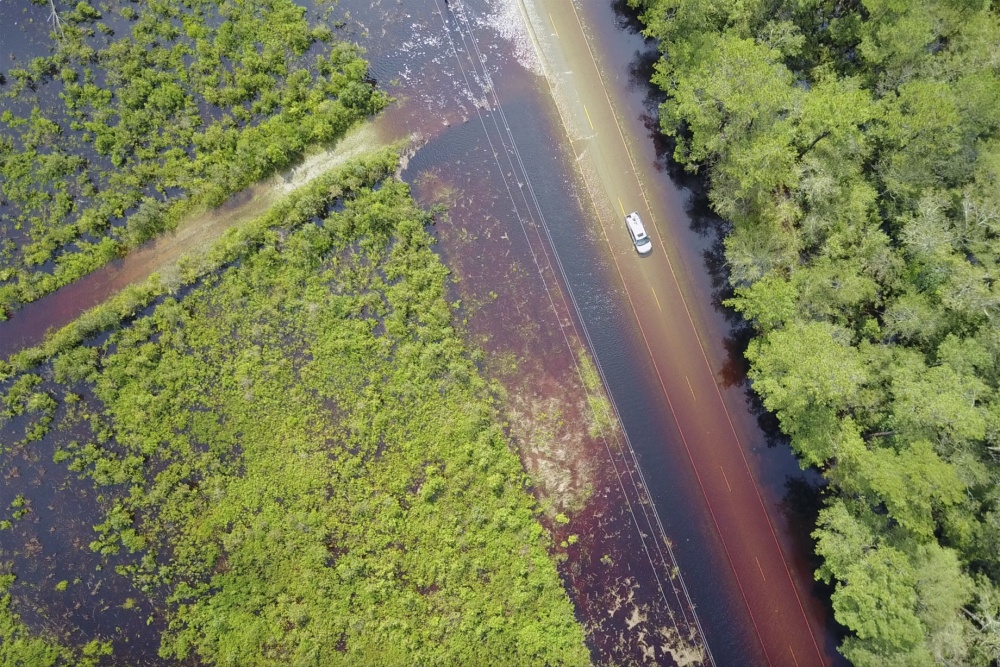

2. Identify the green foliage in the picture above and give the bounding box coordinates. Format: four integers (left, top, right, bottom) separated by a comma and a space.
0, 161, 588, 665
746, 321, 866, 466
0, 575, 111, 666
0, 0, 388, 317
634, 0, 1000, 662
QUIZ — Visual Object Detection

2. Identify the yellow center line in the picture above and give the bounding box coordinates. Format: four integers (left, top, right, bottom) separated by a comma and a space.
548, 13, 559, 38
583, 104, 594, 131
617, 197, 625, 216
720, 465, 732, 492
686, 375, 696, 401
755, 556, 767, 582
651, 287, 662, 312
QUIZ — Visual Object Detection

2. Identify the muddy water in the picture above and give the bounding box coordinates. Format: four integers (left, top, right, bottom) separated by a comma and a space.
334, 0, 845, 664
556, 3, 846, 663
338, 0, 712, 662
0, 123, 398, 358
0, 0, 843, 664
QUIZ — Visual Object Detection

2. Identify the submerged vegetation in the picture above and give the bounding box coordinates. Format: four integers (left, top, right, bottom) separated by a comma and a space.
632, 0, 1000, 664
0, 575, 110, 667
0, 154, 589, 664
0, 1, 590, 662
0, 0, 386, 319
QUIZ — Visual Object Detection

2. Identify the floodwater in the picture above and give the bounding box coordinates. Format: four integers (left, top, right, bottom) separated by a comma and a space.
508, 2, 847, 664
0, 122, 393, 358
0, 0, 846, 664
331, 0, 845, 663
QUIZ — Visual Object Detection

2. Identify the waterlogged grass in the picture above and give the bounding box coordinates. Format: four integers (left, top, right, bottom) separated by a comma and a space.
0, 575, 109, 667
0, 0, 387, 319
0, 159, 589, 665
0, 148, 401, 379
576, 346, 617, 441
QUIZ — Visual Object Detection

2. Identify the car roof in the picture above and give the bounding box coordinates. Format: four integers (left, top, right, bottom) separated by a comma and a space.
626, 212, 647, 237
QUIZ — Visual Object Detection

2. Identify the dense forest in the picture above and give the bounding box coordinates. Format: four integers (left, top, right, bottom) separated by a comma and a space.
0, 0, 386, 319
630, 0, 1000, 664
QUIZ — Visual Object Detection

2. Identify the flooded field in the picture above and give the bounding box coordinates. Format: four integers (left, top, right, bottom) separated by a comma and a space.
0, 122, 398, 358
0, 0, 846, 664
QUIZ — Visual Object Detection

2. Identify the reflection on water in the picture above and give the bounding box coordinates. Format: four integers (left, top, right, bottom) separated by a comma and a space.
367, 0, 712, 661
0, 0, 843, 663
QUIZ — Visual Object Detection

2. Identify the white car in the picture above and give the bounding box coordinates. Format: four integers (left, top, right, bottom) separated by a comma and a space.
625, 211, 653, 255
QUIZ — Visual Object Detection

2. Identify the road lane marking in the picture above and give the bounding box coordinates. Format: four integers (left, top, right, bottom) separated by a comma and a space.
755, 556, 767, 582
583, 104, 594, 130
617, 197, 625, 216
720, 465, 732, 492
565, 3, 827, 661
685, 375, 695, 400
435, 5, 719, 662
651, 287, 662, 312
790, 646, 799, 667
549, 13, 558, 37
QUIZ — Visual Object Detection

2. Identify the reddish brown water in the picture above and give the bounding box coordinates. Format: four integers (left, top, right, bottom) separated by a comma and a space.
503, 2, 845, 663
0, 0, 846, 664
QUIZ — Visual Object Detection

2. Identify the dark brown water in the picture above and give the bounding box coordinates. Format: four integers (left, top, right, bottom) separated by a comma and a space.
0, 0, 846, 664
569, 2, 846, 662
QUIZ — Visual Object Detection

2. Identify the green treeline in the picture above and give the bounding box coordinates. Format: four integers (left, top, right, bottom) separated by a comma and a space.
0, 157, 589, 665
631, 1, 1000, 665
0, 0, 386, 319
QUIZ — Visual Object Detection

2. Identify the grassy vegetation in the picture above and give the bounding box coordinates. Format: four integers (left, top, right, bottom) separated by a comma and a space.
0, 1, 593, 662
631, 1, 1000, 664
0, 154, 589, 665
0, 0, 387, 319
0, 575, 110, 667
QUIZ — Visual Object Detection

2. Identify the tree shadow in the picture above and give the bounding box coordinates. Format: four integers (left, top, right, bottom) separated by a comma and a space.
607, 1, 849, 660
607, 0, 785, 419
781, 475, 851, 660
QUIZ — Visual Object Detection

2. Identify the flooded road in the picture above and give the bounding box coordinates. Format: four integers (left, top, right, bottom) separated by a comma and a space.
0, 0, 845, 664
344, 0, 843, 662
526, 0, 835, 665
358, 1, 714, 661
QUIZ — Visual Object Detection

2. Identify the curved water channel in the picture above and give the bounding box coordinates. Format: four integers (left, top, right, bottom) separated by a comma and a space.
0, 0, 847, 664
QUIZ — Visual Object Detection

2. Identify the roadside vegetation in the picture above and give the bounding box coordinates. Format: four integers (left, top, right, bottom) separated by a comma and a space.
0, 154, 590, 665
631, 1, 1000, 664
0, 0, 386, 320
